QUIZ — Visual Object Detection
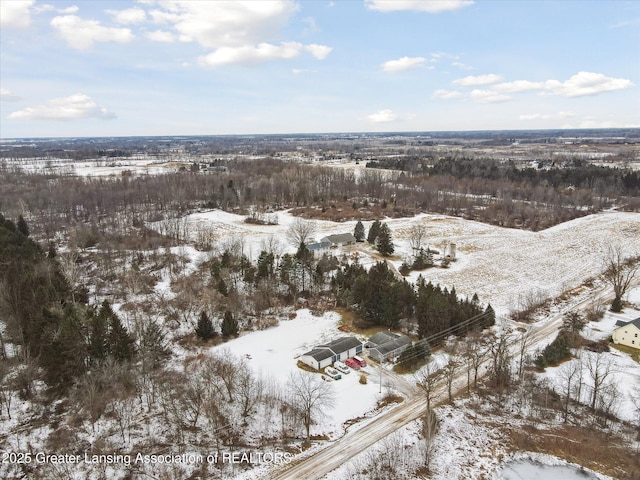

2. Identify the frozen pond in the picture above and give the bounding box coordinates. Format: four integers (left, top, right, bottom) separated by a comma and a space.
497, 460, 600, 479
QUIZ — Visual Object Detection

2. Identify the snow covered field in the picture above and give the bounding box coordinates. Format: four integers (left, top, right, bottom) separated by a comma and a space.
209, 309, 383, 437
176, 208, 640, 315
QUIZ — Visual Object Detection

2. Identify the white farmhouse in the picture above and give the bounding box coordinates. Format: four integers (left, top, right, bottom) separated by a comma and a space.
612, 317, 640, 350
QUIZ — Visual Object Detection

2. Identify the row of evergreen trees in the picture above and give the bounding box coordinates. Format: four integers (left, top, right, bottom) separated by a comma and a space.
353, 220, 395, 256
332, 261, 494, 340
195, 310, 238, 340
0, 214, 139, 392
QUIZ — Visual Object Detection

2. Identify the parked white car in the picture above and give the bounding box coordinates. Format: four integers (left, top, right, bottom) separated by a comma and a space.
334, 361, 350, 374
324, 367, 342, 380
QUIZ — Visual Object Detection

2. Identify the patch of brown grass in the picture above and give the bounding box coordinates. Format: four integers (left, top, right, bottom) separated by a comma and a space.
610, 342, 640, 363
376, 394, 404, 409
296, 361, 319, 373
508, 424, 640, 480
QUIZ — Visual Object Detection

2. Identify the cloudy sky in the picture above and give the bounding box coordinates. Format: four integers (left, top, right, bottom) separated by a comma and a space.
1, 0, 638, 138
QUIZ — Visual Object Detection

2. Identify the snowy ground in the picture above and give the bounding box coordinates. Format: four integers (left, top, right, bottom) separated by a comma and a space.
542, 288, 640, 424
209, 309, 384, 437
167, 209, 640, 316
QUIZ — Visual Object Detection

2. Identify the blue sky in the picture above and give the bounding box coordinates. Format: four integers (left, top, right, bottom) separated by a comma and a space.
1, 0, 638, 138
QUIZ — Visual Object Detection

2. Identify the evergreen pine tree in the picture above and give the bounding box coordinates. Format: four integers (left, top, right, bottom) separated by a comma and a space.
217, 278, 228, 296
17, 215, 29, 237
256, 251, 274, 280
354, 221, 365, 242
222, 310, 239, 337
195, 310, 216, 340
367, 220, 381, 244
376, 222, 395, 256
140, 321, 170, 370
88, 308, 109, 364
295, 241, 312, 264
40, 305, 87, 390
109, 314, 135, 362
484, 303, 496, 327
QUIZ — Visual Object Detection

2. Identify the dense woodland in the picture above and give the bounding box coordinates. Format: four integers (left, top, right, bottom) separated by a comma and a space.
1, 153, 639, 240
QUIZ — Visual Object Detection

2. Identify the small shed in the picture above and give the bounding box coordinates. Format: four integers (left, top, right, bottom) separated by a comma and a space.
366, 331, 412, 363
299, 336, 364, 370
612, 317, 640, 350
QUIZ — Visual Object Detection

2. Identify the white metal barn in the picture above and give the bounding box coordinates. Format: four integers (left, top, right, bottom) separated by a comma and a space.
298, 336, 364, 370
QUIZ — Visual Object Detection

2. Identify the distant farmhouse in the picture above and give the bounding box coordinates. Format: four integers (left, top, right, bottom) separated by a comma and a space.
298, 336, 363, 370
306, 232, 356, 258
306, 240, 331, 258
321, 233, 357, 248
612, 317, 640, 350
366, 331, 412, 362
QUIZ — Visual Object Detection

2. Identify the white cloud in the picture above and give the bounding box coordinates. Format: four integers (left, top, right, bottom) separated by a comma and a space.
493, 80, 545, 93
1, 0, 34, 28
199, 42, 304, 67
433, 89, 463, 100
451, 61, 473, 70
367, 109, 398, 123
453, 74, 503, 86
302, 16, 320, 34
148, 1, 298, 49
0, 88, 21, 102
519, 113, 552, 120
469, 89, 511, 103
33, 4, 78, 14
51, 15, 134, 50
58, 5, 79, 14
146, 1, 329, 66
305, 44, 332, 60
519, 111, 576, 121
7, 94, 116, 121
543, 71, 634, 97
146, 29, 177, 43
366, 0, 474, 13
382, 56, 425, 72
106, 7, 147, 25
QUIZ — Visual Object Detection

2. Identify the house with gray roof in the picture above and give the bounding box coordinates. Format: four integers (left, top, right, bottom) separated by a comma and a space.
612, 316, 640, 350
306, 240, 331, 258
298, 336, 364, 370
366, 331, 412, 363
320, 233, 357, 248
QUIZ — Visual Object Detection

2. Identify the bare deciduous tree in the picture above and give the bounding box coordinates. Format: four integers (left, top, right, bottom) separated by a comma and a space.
462, 331, 490, 391
584, 353, 615, 412
415, 361, 442, 411
517, 328, 534, 382
421, 410, 439, 473
287, 218, 316, 247
603, 244, 639, 312
287, 370, 334, 440
408, 223, 427, 253
557, 360, 581, 422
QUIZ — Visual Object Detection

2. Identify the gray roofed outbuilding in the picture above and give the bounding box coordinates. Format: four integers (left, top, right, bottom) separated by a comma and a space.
298, 335, 364, 371
367, 331, 412, 363
321, 233, 357, 246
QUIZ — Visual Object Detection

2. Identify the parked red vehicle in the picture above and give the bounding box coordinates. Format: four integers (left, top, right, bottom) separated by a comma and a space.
352, 355, 367, 367
345, 358, 360, 370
